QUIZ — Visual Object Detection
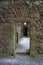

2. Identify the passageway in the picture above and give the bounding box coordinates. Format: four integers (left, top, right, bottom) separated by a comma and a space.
15, 22, 30, 54
16, 37, 30, 53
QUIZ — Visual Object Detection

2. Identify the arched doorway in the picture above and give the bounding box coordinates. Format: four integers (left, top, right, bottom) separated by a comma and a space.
15, 22, 30, 54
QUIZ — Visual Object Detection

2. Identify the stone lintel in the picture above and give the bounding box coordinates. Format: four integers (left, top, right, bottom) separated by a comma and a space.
13, 18, 31, 23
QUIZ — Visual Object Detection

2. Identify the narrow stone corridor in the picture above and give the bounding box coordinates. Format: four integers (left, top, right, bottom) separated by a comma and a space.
16, 37, 30, 53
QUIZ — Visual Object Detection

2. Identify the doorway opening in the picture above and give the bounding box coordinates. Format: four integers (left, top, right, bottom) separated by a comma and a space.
15, 22, 30, 54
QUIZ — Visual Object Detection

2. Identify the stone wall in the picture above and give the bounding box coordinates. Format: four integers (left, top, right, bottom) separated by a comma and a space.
0, 1, 43, 57
0, 23, 14, 56
30, 13, 43, 56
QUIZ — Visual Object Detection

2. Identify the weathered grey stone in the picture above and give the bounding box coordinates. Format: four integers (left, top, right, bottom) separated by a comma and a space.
0, 1, 43, 57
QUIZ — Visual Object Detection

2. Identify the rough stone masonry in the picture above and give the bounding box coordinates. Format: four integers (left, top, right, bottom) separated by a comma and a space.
0, 1, 43, 56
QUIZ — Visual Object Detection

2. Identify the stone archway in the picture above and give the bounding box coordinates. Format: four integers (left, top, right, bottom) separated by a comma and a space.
13, 18, 31, 55
0, 1, 43, 57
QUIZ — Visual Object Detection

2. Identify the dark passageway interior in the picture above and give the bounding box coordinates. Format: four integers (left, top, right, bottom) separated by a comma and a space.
23, 25, 28, 36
